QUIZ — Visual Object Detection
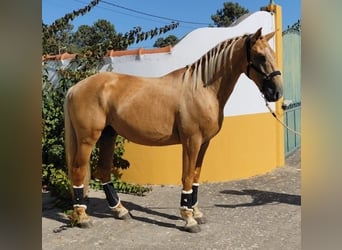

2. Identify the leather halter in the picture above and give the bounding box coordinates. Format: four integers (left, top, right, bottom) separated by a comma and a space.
245, 36, 281, 81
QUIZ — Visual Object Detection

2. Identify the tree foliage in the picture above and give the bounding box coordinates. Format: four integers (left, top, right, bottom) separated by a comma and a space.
153, 35, 179, 48
211, 1, 249, 27
42, 0, 179, 55
42, 0, 101, 54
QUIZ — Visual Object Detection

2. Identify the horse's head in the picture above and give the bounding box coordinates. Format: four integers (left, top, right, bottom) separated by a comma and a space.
245, 28, 283, 102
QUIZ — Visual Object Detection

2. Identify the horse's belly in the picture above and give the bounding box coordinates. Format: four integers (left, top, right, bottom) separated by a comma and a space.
117, 127, 179, 146
112, 117, 180, 146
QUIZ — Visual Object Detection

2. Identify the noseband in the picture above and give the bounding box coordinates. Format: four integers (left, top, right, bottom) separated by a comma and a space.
245, 36, 281, 81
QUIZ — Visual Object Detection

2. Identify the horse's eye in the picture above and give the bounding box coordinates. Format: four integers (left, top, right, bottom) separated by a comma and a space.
256, 55, 266, 62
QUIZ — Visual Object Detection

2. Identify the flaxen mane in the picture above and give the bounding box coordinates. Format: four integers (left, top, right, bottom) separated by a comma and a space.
183, 35, 249, 87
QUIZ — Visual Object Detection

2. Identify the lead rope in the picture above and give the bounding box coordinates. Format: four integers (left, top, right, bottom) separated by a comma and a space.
264, 99, 301, 136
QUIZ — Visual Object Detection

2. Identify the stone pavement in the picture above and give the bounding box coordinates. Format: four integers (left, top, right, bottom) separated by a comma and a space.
42, 149, 301, 250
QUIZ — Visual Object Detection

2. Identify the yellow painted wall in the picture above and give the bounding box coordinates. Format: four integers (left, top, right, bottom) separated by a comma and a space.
120, 113, 280, 185
268, 4, 285, 167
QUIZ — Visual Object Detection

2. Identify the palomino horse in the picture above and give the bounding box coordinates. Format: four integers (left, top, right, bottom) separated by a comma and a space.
64, 27, 283, 233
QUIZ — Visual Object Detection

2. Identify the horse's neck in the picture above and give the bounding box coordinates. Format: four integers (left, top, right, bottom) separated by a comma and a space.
214, 69, 242, 110
205, 38, 246, 109
180, 36, 246, 109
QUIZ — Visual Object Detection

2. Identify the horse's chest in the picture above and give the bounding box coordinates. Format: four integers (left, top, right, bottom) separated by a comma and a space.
185, 99, 222, 138
199, 114, 222, 139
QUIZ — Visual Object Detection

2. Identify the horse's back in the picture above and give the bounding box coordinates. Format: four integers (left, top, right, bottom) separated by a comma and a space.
65, 71, 182, 145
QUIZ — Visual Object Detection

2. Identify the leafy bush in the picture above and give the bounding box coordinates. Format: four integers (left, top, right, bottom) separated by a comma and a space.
90, 174, 152, 196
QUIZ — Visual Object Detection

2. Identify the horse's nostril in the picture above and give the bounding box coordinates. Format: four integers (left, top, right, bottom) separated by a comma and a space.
275, 92, 279, 100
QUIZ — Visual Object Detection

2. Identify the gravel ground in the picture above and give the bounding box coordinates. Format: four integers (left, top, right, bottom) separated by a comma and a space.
42, 149, 301, 250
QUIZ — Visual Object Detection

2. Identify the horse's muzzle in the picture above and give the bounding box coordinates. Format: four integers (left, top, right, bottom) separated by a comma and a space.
263, 86, 283, 102
261, 71, 283, 102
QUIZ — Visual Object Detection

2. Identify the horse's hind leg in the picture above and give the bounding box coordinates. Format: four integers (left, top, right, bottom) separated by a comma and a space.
69, 137, 100, 228
94, 126, 130, 220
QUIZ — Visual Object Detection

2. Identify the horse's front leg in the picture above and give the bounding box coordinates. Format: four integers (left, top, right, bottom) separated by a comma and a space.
191, 141, 210, 224
180, 138, 203, 233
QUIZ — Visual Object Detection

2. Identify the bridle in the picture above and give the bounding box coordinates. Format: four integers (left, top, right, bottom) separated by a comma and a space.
245, 36, 281, 82
245, 36, 300, 136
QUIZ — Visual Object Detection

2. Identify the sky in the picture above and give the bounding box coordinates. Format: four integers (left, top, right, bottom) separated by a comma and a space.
42, 0, 301, 49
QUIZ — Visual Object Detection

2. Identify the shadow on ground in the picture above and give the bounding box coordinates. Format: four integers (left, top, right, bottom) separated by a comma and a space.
42, 195, 186, 232
215, 189, 301, 208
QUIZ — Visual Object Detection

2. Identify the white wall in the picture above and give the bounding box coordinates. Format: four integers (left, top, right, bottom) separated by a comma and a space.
45, 11, 276, 117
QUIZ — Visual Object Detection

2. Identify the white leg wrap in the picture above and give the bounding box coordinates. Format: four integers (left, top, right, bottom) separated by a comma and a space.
73, 204, 87, 209
108, 198, 121, 209
73, 184, 84, 188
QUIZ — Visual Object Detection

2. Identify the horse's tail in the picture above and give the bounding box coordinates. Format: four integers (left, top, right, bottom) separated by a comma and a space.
64, 89, 91, 196
64, 90, 76, 187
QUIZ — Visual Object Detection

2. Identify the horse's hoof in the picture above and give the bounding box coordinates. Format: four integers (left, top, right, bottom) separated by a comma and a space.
118, 212, 131, 220
111, 205, 131, 220
184, 224, 201, 233
77, 220, 93, 228
194, 216, 207, 224
68, 207, 92, 228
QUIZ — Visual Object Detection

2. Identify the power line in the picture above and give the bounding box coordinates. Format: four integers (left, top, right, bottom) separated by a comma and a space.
101, 0, 212, 26
75, 0, 176, 26
74, 0, 204, 29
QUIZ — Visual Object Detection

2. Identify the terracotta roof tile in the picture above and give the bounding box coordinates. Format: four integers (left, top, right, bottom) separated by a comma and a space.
42, 46, 172, 62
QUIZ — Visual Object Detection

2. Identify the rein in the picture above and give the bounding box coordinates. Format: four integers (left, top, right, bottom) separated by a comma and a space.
245, 36, 281, 81
263, 98, 301, 136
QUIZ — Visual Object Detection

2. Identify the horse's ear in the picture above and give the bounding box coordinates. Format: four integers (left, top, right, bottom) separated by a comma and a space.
263, 29, 278, 41
250, 27, 263, 44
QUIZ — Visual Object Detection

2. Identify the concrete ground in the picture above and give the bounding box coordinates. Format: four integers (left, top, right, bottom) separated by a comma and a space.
42, 149, 301, 250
